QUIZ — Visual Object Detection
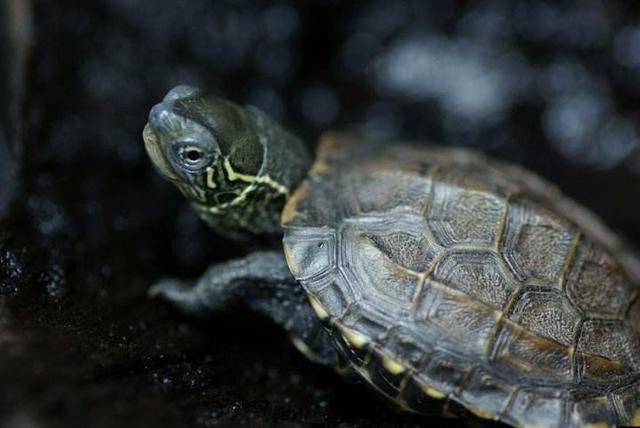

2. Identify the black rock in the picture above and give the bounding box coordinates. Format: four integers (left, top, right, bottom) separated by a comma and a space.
0, 0, 32, 215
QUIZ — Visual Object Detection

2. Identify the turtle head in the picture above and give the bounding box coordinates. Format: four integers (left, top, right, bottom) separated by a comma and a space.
143, 85, 310, 239
143, 85, 259, 203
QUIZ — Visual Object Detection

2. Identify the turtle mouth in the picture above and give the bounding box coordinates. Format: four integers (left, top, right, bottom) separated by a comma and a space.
142, 122, 180, 181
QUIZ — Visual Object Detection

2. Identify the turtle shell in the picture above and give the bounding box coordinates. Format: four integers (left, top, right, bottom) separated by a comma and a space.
281, 133, 640, 427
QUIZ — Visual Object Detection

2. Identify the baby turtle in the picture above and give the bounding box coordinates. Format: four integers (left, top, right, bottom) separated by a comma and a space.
143, 85, 640, 427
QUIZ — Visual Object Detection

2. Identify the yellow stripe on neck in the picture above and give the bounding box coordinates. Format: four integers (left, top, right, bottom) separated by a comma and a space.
205, 166, 217, 189
223, 157, 289, 195
223, 157, 257, 183
200, 158, 290, 215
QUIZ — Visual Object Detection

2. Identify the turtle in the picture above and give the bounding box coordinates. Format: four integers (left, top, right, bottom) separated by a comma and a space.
142, 84, 640, 427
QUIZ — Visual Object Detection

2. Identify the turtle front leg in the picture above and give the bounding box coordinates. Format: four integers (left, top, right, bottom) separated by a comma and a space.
149, 250, 339, 367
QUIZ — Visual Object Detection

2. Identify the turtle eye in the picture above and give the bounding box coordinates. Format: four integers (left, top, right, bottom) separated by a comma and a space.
183, 148, 202, 162
173, 141, 210, 171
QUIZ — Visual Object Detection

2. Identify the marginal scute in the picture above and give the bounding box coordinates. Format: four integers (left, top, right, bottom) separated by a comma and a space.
347, 314, 390, 343
418, 353, 470, 397
570, 397, 618, 428
509, 389, 566, 428
380, 352, 406, 375
382, 329, 431, 369
632, 408, 640, 426
307, 295, 329, 319
281, 136, 640, 427
339, 324, 370, 349
308, 277, 350, 319
459, 369, 516, 419
612, 383, 640, 425
283, 233, 335, 279
399, 376, 443, 416
280, 181, 307, 226
415, 378, 446, 400
364, 350, 407, 398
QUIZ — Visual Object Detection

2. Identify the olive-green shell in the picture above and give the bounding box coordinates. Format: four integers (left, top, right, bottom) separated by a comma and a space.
281, 133, 640, 428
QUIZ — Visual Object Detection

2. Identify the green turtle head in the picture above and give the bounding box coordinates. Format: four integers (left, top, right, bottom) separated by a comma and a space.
143, 85, 311, 238
143, 85, 262, 203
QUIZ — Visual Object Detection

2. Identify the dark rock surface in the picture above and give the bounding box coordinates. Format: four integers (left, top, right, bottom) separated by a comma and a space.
1, 1, 639, 427
0, 0, 31, 215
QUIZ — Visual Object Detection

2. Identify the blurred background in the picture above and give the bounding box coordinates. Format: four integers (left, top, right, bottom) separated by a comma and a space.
1, 1, 640, 427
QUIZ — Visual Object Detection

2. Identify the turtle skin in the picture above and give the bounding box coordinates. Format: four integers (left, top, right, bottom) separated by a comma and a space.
281, 133, 640, 427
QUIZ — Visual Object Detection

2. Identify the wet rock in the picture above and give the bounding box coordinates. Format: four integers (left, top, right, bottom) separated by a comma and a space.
0, 246, 26, 295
